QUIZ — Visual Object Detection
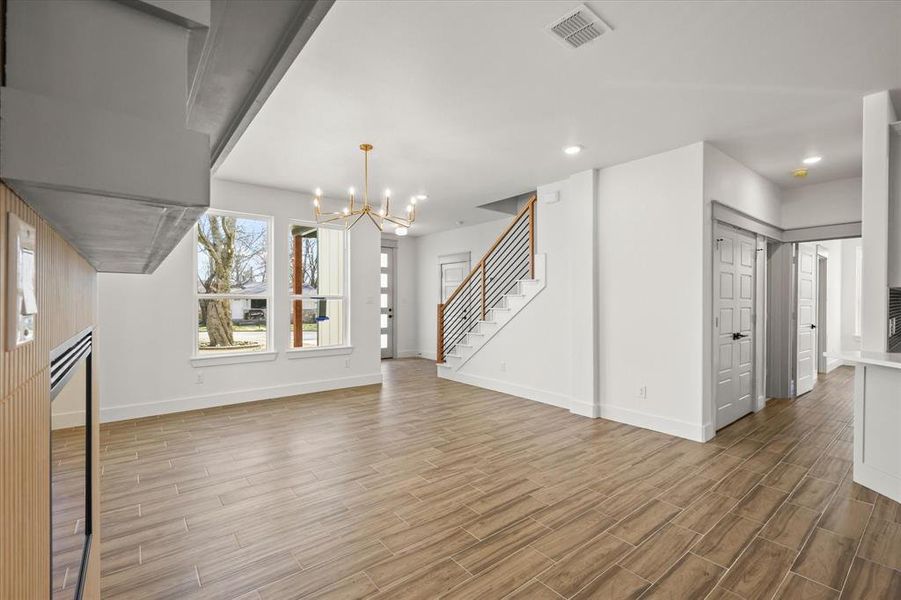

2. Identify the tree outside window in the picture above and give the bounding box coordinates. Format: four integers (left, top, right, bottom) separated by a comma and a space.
196, 212, 270, 354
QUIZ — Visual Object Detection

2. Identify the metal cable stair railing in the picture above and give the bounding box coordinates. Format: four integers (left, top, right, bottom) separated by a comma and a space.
437, 195, 537, 363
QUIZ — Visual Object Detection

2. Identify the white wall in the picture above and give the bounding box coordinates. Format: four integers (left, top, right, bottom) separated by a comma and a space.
98, 179, 381, 421
782, 178, 862, 230
861, 91, 896, 351
704, 145, 782, 226
597, 143, 707, 440
841, 238, 863, 352
393, 236, 420, 357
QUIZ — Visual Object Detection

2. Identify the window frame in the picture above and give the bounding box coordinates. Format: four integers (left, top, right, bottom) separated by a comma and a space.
287, 219, 350, 353
192, 209, 275, 361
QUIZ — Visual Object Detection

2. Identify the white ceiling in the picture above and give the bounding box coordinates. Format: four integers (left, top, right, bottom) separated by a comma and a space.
216, 0, 901, 235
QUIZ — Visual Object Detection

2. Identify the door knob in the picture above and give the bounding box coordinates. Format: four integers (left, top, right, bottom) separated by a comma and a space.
732, 332, 748, 340
810, 324, 817, 329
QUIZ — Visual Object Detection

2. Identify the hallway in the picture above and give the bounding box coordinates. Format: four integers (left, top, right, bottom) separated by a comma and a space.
97, 360, 900, 599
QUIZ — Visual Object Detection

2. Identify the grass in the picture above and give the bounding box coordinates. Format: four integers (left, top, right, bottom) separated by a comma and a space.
199, 324, 318, 332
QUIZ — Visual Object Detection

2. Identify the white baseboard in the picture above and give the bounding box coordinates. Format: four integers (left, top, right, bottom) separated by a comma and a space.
420, 350, 437, 361
599, 403, 707, 442
52, 410, 86, 430
100, 372, 383, 423
824, 358, 843, 373
395, 350, 422, 358
570, 399, 600, 418
754, 395, 768, 412
437, 369, 570, 410
854, 461, 901, 504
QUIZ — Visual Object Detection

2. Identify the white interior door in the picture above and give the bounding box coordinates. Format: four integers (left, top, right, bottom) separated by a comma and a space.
796, 243, 818, 395
715, 223, 756, 429
380, 247, 395, 359
440, 259, 470, 302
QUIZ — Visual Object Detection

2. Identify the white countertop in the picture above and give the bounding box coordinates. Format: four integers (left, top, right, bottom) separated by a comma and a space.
831, 350, 901, 370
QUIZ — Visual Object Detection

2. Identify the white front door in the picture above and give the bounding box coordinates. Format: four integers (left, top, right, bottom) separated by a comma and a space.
796, 243, 818, 396
380, 247, 395, 359
715, 223, 756, 429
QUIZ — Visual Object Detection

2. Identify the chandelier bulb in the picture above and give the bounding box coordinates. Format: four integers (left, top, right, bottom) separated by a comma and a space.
342, 207, 350, 215
348, 186, 355, 196
314, 187, 322, 197
384, 188, 391, 198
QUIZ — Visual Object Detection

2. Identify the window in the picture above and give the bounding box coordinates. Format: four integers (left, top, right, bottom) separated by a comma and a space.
855, 244, 863, 337
289, 223, 347, 349
195, 211, 271, 355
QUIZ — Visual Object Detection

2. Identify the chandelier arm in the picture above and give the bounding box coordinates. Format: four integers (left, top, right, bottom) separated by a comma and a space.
366, 211, 385, 231
345, 211, 366, 230
382, 215, 412, 228
316, 214, 347, 224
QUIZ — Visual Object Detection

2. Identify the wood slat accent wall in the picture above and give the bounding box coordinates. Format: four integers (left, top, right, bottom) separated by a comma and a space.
0, 182, 100, 599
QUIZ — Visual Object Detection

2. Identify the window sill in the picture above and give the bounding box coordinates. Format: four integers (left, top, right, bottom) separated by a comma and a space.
190, 351, 278, 367
286, 346, 353, 359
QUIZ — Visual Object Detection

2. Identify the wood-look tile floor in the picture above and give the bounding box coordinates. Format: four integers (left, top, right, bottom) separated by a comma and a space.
98, 360, 901, 599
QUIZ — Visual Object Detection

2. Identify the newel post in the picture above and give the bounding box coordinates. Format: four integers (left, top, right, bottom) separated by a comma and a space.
437, 303, 445, 363
529, 198, 536, 279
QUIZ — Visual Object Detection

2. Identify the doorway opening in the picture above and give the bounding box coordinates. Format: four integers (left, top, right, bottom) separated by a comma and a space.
766, 237, 862, 401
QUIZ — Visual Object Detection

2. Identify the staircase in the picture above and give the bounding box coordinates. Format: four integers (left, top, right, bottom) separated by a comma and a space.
436, 195, 545, 374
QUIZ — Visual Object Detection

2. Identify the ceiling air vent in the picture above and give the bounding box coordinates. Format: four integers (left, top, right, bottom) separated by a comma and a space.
547, 4, 611, 49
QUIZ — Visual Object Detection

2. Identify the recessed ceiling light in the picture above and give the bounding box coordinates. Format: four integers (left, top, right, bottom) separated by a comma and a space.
563, 145, 583, 155
793, 168, 809, 178
802, 155, 822, 165
416, 194, 428, 201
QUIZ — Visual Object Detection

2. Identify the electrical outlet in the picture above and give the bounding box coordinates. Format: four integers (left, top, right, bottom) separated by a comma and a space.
639, 385, 647, 399
195, 371, 204, 384
500, 362, 506, 372
345, 358, 351, 369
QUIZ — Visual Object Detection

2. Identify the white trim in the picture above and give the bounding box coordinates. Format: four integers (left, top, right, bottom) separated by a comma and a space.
570, 399, 599, 418
100, 372, 383, 423
437, 368, 570, 410
396, 350, 422, 358
190, 350, 278, 367
599, 403, 709, 442
286, 345, 353, 359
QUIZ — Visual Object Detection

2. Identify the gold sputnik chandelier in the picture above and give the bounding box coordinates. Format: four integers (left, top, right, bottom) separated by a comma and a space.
313, 143, 417, 236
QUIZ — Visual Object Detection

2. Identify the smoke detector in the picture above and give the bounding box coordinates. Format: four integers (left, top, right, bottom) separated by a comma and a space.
792, 168, 809, 178
547, 4, 612, 49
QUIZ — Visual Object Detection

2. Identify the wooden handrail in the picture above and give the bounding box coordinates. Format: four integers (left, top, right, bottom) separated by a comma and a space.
443, 195, 537, 306
438, 194, 537, 363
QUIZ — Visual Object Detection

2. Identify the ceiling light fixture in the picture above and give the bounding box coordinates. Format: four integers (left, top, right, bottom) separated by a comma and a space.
312, 144, 417, 232
802, 155, 822, 165
563, 145, 583, 155
792, 168, 809, 178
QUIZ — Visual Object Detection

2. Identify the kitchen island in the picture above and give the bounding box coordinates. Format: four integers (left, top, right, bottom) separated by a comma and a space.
833, 351, 901, 503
